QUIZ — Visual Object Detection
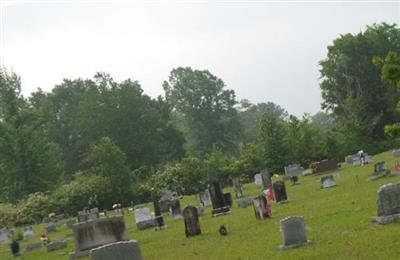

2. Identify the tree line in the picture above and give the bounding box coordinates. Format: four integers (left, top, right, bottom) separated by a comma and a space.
0, 22, 399, 223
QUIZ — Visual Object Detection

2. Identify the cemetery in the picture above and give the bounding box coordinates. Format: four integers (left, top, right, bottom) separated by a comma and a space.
1, 150, 400, 259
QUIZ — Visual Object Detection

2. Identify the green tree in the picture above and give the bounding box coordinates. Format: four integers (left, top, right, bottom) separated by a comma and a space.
0, 69, 64, 202
320, 23, 400, 152
163, 67, 242, 154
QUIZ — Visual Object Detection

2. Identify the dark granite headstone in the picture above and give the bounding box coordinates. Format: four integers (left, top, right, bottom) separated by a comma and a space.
261, 170, 272, 189
152, 189, 165, 230
314, 159, 338, 174
279, 216, 311, 250
273, 181, 288, 203
209, 182, 230, 216
183, 206, 201, 237
290, 176, 299, 186
223, 193, 232, 208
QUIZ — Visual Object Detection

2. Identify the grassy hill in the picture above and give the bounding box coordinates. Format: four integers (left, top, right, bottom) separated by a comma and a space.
1, 150, 400, 259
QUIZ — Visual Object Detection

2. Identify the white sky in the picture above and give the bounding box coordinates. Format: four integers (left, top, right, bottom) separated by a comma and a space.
1, 1, 399, 116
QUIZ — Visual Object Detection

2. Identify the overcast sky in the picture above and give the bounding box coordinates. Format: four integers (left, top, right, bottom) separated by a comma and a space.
1, 1, 399, 116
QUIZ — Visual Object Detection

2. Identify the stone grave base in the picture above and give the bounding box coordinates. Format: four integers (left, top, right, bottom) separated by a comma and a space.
368, 172, 393, 181
136, 220, 155, 230
321, 184, 336, 189
212, 206, 231, 217
279, 240, 311, 250
372, 213, 400, 224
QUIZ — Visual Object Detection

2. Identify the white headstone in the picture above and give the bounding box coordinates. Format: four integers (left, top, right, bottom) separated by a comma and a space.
254, 174, 262, 185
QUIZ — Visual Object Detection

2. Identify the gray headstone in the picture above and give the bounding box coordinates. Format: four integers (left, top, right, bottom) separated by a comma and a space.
199, 190, 212, 207
25, 242, 42, 252
393, 149, 400, 157
47, 240, 67, 251
237, 197, 254, 208
169, 199, 182, 218
65, 219, 77, 229
90, 240, 143, 260
69, 216, 129, 259
321, 175, 336, 189
254, 174, 262, 185
45, 223, 57, 233
183, 206, 201, 237
372, 183, 400, 224
284, 164, 304, 177
23, 226, 33, 239
196, 205, 204, 216
134, 208, 154, 230
232, 178, 243, 198
279, 216, 311, 250
0, 228, 9, 245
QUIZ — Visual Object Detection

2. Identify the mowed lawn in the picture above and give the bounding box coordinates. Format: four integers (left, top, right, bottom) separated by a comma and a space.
2, 151, 400, 259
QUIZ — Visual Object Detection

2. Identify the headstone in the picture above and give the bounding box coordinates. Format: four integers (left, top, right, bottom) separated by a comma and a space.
65, 219, 77, 229
159, 191, 174, 213
273, 181, 288, 203
252, 195, 271, 220
10, 241, 20, 257
393, 149, 400, 157
209, 182, 230, 216
279, 216, 311, 250
289, 176, 299, 186
232, 178, 243, 198
134, 207, 154, 230
199, 190, 212, 207
223, 193, 232, 208
25, 242, 42, 252
47, 240, 67, 251
0, 228, 9, 245
237, 197, 254, 208
313, 159, 338, 174
169, 199, 182, 218
369, 161, 392, 180
23, 226, 33, 239
321, 175, 336, 188
254, 174, 262, 185
78, 210, 89, 222
88, 208, 100, 220
261, 170, 272, 189
45, 223, 57, 233
56, 214, 65, 222
183, 206, 201, 237
284, 164, 304, 178
90, 240, 143, 260
372, 183, 400, 224
69, 216, 129, 259
196, 205, 204, 216
152, 189, 166, 230
42, 217, 50, 223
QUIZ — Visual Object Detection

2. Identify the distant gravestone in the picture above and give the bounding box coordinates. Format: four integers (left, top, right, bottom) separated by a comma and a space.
69, 216, 129, 259
209, 182, 230, 216
254, 174, 262, 185
284, 164, 304, 178
134, 208, 154, 230
273, 181, 288, 203
261, 170, 272, 189
289, 176, 299, 186
321, 175, 336, 189
369, 161, 392, 180
45, 223, 57, 233
23, 226, 33, 239
55, 214, 65, 222
345, 154, 360, 165
199, 190, 212, 207
223, 193, 232, 208
237, 197, 254, 208
183, 206, 201, 237
313, 160, 338, 174
152, 189, 166, 230
393, 149, 400, 157
279, 216, 311, 250
47, 240, 67, 251
372, 183, 400, 224
65, 219, 77, 229
196, 205, 205, 216
159, 191, 174, 213
232, 178, 243, 198
25, 242, 42, 252
252, 195, 271, 220
0, 228, 9, 245
90, 240, 143, 260
169, 199, 182, 219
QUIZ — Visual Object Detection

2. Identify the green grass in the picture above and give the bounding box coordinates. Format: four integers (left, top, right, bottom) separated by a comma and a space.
2, 150, 400, 259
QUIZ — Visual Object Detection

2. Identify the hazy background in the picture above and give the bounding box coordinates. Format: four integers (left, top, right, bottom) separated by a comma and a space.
1, 1, 399, 116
